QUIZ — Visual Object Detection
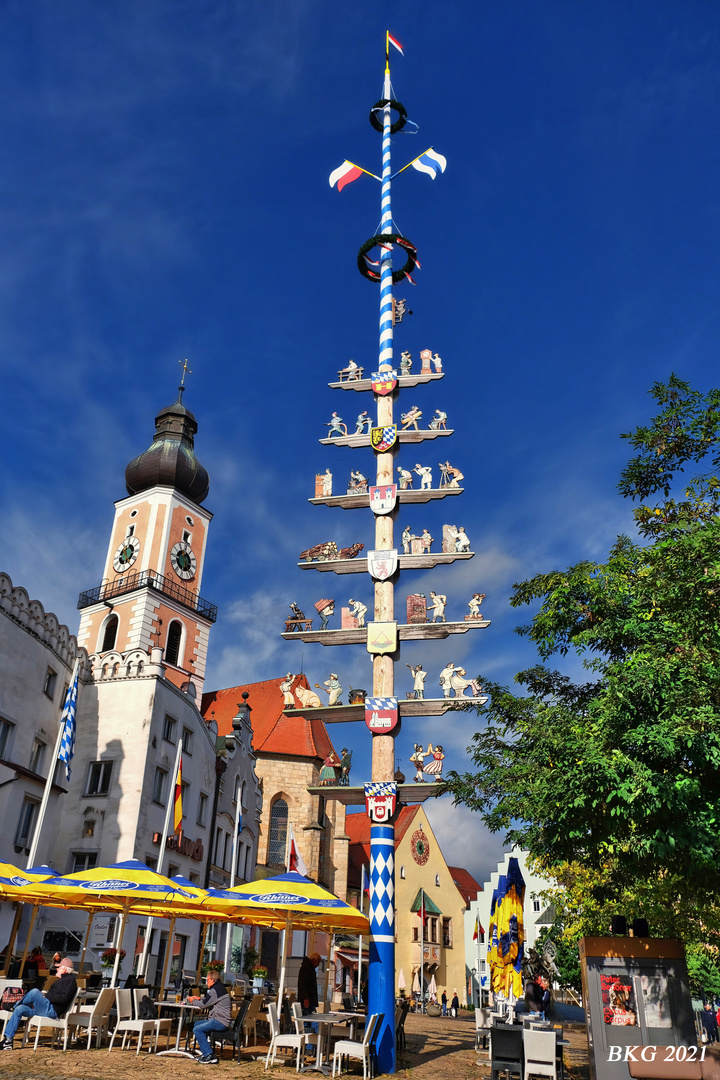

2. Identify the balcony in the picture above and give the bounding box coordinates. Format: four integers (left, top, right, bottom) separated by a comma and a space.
77, 569, 218, 623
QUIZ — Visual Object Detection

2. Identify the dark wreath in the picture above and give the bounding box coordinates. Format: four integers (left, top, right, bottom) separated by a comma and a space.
357, 234, 419, 284
369, 98, 407, 134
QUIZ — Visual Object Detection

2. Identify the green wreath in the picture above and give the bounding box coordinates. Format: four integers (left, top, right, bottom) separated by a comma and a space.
357, 234, 419, 284
369, 98, 407, 134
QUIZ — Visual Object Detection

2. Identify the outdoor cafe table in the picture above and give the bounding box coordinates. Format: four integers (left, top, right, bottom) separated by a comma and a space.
156, 999, 207, 1059
299, 1011, 365, 1075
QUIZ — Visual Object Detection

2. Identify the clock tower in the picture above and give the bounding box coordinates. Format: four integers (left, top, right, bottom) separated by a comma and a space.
77, 388, 216, 696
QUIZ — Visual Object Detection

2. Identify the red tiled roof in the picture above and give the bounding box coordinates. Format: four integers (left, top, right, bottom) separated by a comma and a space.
345, 806, 421, 888
448, 865, 483, 906
201, 674, 336, 762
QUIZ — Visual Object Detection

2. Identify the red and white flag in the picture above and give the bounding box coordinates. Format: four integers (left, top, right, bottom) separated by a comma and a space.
387, 32, 404, 56
288, 823, 308, 876
329, 160, 363, 192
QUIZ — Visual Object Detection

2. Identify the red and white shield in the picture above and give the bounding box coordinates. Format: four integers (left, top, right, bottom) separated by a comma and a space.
368, 549, 398, 581
365, 697, 399, 734
370, 484, 397, 514
364, 782, 397, 823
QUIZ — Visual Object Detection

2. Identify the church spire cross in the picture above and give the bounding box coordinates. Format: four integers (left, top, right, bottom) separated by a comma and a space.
178, 358, 193, 395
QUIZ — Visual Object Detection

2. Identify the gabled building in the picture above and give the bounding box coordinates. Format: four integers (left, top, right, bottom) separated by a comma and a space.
347, 806, 479, 1005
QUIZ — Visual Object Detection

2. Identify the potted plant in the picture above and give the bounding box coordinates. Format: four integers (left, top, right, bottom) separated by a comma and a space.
251, 965, 267, 993
100, 948, 126, 969
206, 959, 225, 977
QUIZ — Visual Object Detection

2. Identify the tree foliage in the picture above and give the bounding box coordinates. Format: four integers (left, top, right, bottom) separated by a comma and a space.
444, 376, 720, 918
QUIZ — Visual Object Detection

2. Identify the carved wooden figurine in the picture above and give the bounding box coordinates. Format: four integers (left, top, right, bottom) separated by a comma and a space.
299, 541, 365, 562
280, 673, 296, 706
317, 673, 342, 706
410, 743, 428, 782
315, 469, 332, 497
421, 529, 433, 553
401, 526, 417, 554
326, 412, 348, 438
285, 603, 312, 632
400, 350, 412, 375
397, 466, 413, 490
439, 662, 482, 698
406, 663, 427, 699
413, 463, 433, 489
319, 750, 341, 785
315, 598, 335, 630
355, 411, 372, 435
338, 748, 352, 786
467, 593, 485, 620
424, 744, 445, 781
420, 349, 443, 374
348, 470, 368, 494
338, 359, 362, 382
347, 598, 368, 627
438, 462, 464, 488
429, 410, 448, 430
428, 591, 447, 623
442, 525, 471, 554
400, 405, 422, 431
294, 684, 323, 709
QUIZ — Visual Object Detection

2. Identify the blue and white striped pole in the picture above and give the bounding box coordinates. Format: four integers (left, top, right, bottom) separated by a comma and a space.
368, 58, 397, 1076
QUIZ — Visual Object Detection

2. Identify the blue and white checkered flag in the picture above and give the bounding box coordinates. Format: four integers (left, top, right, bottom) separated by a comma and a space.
58, 662, 79, 782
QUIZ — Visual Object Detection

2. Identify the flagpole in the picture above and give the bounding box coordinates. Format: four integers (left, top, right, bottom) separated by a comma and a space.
368, 32, 398, 1076
26, 658, 80, 869
420, 886, 424, 1012
138, 738, 183, 980
223, 787, 243, 975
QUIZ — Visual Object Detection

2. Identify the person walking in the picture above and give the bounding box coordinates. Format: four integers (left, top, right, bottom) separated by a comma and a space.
0, 957, 77, 1049
189, 970, 232, 1064
441, 989, 447, 1016
451, 989, 459, 1017
298, 952, 321, 1035
701, 1002, 719, 1043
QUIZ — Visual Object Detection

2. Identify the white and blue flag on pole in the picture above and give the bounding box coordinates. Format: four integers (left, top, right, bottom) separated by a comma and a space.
411, 149, 447, 179
58, 662, 79, 781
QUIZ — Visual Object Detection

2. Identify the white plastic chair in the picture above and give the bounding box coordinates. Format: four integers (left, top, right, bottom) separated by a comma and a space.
24, 985, 80, 1051
108, 987, 161, 1055
67, 987, 115, 1048
243, 991, 264, 1046
523, 1027, 558, 1080
331, 1012, 379, 1080
475, 1005, 492, 1052
291, 1000, 319, 1059
265, 1000, 306, 1070
132, 988, 172, 1051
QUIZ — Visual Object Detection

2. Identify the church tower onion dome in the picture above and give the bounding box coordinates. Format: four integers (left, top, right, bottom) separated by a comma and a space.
125, 390, 210, 504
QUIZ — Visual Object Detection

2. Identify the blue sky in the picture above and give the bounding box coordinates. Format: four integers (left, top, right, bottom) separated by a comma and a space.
2, 1, 720, 885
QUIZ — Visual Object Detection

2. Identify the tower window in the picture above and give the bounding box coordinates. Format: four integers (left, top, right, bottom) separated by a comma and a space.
183, 530, 191, 543
165, 621, 183, 667
127, 524, 135, 537
43, 668, 58, 699
101, 615, 119, 653
268, 798, 289, 865
130, 509, 138, 518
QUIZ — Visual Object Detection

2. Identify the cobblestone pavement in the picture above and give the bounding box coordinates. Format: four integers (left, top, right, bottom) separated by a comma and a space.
0, 1012, 590, 1080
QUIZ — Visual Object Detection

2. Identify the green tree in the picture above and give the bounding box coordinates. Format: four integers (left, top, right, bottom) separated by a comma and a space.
686, 944, 720, 1001
444, 376, 720, 923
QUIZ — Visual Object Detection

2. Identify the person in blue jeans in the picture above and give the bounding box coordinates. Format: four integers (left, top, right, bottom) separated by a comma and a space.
441, 990, 447, 1016
189, 971, 231, 1064
1, 957, 77, 1048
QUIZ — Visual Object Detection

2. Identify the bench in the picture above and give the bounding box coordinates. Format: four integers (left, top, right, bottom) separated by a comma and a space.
284, 619, 313, 633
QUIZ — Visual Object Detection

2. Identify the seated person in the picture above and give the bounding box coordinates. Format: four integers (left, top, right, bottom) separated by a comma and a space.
0, 956, 77, 1049
189, 970, 231, 1064
29, 946, 47, 974
49, 951, 62, 975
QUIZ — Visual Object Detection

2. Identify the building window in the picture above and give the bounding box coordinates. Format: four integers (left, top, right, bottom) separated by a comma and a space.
101, 615, 119, 652
0, 718, 13, 759
442, 917, 453, 948
233, 775, 240, 803
43, 668, 58, 700
245, 844, 254, 880
197, 793, 208, 827
145, 855, 158, 871
15, 798, 39, 850
165, 621, 183, 667
84, 761, 113, 796
29, 739, 46, 775
163, 715, 177, 743
411, 926, 419, 943
241, 780, 247, 809
435, 874, 440, 886
268, 798, 288, 865
533, 899, 541, 912
183, 728, 193, 754
71, 851, 98, 873
181, 780, 189, 820
400, 865, 405, 879
153, 767, 168, 805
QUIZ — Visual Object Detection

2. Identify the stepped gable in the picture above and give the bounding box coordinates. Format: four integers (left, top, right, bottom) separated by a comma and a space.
200, 673, 336, 760
345, 805, 421, 888
448, 865, 483, 906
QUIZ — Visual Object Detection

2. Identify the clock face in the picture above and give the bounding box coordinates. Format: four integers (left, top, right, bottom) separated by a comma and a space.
113, 535, 140, 572
171, 540, 197, 581
411, 828, 430, 865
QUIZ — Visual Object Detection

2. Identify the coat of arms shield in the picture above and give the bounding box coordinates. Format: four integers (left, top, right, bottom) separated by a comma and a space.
370, 425, 397, 452
369, 485, 397, 515
367, 549, 398, 580
371, 371, 398, 396
365, 697, 399, 734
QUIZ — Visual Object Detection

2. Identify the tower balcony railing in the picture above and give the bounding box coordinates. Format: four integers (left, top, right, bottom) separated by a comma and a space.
77, 569, 217, 623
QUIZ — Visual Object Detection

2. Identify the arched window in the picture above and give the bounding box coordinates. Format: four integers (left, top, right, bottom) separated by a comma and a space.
101, 614, 118, 653
268, 798, 288, 865
165, 620, 183, 666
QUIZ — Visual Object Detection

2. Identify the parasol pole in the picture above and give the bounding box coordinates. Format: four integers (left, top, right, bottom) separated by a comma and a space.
196, 920, 209, 985
17, 904, 38, 978
111, 909, 128, 987
368, 32, 399, 1076
159, 916, 177, 995
138, 738, 183, 979
276, 914, 292, 1007
78, 910, 94, 973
